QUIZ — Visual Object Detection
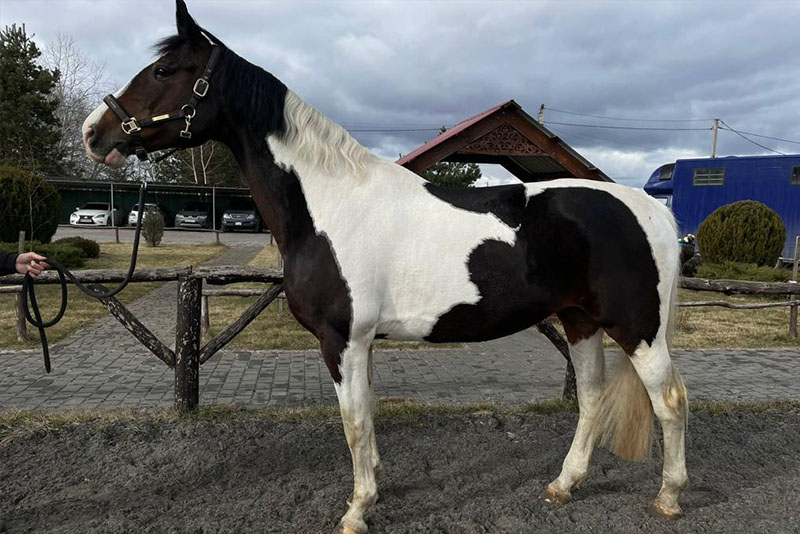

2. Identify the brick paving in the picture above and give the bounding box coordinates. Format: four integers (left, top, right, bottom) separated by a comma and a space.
1, 243, 798, 410
1, 327, 798, 410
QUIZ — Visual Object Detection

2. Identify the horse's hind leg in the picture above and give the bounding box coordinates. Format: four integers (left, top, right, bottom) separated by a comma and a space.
542, 308, 605, 504
367, 346, 382, 477
329, 335, 379, 534
630, 338, 689, 519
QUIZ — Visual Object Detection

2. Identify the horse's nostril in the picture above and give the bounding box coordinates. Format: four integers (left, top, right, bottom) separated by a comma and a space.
86, 126, 98, 148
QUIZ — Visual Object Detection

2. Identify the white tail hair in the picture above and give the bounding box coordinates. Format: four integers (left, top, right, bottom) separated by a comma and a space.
587, 354, 655, 462
278, 91, 373, 179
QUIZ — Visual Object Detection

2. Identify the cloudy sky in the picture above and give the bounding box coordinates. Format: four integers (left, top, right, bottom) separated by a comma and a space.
3, 0, 799, 187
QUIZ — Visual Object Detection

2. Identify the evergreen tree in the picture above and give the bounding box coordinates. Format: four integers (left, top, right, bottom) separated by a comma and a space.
0, 24, 62, 175
421, 161, 482, 187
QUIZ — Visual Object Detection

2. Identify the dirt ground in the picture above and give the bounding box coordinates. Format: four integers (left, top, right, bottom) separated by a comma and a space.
1, 405, 798, 534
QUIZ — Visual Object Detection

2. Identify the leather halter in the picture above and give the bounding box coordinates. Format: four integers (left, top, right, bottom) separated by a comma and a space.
103, 44, 221, 161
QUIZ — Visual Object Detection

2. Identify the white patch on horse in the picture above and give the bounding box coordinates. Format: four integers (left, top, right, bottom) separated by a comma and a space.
267, 92, 518, 342
82, 83, 130, 164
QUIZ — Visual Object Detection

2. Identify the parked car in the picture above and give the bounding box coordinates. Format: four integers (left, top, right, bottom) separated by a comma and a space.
175, 202, 211, 229
69, 202, 124, 227
221, 200, 262, 232
127, 203, 162, 226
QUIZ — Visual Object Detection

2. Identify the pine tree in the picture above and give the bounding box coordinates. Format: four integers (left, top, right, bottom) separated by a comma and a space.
421, 161, 482, 187
0, 24, 62, 175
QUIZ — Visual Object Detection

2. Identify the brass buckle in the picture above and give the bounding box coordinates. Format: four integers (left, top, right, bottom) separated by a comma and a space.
193, 78, 209, 98
121, 118, 141, 135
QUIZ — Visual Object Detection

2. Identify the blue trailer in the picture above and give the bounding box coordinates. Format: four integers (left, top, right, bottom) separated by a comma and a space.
643, 154, 800, 260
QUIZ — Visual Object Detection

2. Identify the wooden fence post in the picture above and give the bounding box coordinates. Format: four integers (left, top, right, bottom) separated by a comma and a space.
201, 294, 210, 337
16, 230, 28, 342
175, 275, 202, 411
791, 236, 799, 338
535, 319, 577, 403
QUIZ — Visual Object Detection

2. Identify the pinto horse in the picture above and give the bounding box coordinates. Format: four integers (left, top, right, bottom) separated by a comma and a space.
83, 2, 689, 532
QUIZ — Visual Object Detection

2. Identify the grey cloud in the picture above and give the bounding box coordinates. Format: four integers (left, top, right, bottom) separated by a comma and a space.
3, 0, 798, 185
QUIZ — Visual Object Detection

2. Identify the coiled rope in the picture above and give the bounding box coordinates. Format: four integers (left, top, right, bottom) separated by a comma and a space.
22, 182, 148, 373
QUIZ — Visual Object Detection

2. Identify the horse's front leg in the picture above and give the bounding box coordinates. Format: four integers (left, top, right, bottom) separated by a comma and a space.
325, 334, 379, 534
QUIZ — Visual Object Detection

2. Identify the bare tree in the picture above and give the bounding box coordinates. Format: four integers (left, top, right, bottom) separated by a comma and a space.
43, 33, 110, 179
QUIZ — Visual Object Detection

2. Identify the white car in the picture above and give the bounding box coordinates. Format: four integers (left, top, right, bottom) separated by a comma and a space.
69, 203, 124, 227
127, 203, 161, 226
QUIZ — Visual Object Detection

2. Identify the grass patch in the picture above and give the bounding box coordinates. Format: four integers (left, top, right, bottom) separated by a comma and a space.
0, 243, 226, 350
689, 398, 800, 415
673, 289, 799, 349
205, 243, 457, 350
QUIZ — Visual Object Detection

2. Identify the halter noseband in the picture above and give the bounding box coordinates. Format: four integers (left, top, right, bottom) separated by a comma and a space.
103, 44, 221, 161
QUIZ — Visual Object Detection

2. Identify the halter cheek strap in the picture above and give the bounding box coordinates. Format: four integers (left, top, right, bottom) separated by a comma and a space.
103, 44, 221, 161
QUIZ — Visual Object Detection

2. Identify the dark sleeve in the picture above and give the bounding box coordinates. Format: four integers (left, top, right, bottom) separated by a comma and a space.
0, 250, 19, 275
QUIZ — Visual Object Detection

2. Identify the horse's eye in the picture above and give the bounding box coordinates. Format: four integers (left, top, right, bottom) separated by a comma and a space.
154, 66, 173, 79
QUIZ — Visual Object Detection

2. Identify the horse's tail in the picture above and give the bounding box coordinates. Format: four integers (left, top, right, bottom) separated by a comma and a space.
586, 354, 655, 462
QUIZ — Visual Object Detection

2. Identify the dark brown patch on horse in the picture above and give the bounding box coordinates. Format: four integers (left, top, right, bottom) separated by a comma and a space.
424, 187, 661, 353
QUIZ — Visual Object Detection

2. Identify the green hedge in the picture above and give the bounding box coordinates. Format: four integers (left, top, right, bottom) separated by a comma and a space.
697, 200, 786, 266
0, 166, 62, 243
696, 261, 791, 282
0, 242, 84, 269
53, 237, 100, 259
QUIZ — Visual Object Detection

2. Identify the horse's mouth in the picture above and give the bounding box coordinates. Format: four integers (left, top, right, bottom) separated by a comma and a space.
86, 142, 129, 169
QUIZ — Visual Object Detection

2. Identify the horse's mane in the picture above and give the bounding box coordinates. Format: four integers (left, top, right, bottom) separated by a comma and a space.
278, 91, 372, 179
154, 33, 372, 179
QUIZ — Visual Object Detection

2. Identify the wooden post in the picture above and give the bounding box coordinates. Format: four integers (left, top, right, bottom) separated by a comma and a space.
535, 319, 577, 403
791, 236, 799, 338
16, 231, 28, 341
201, 294, 210, 337
175, 275, 202, 411
277, 250, 284, 312
111, 181, 120, 243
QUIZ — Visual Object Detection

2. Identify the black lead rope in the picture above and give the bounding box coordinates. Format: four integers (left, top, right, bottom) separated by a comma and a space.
22, 183, 148, 373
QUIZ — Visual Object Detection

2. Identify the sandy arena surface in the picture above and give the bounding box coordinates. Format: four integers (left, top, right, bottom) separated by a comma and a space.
1, 406, 798, 534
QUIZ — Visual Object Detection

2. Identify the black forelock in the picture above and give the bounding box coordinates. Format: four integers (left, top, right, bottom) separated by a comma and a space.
153, 34, 187, 56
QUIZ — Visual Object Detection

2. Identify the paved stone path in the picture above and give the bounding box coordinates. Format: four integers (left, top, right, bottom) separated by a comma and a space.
1, 242, 798, 409
1, 326, 797, 409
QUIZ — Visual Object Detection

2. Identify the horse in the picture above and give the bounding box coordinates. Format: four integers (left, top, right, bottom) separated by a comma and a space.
82, 2, 689, 532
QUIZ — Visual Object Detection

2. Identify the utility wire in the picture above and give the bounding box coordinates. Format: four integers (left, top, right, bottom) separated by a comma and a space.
548, 126, 646, 150
717, 126, 800, 146
719, 120, 785, 155
546, 107, 714, 123
544, 121, 711, 132
346, 127, 443, 133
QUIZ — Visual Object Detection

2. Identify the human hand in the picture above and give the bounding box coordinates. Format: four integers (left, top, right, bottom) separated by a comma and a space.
16, 252, 49, 278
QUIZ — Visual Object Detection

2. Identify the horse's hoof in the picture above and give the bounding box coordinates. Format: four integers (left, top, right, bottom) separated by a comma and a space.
540, 485, 571, 505
648, 501, 683, 520
333, 519, 368, 534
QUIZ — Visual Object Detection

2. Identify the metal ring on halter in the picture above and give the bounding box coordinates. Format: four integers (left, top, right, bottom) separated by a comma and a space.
182, 104, 196, 119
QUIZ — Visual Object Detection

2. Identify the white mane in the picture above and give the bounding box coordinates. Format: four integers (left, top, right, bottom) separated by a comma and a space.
276, 91, 373, 178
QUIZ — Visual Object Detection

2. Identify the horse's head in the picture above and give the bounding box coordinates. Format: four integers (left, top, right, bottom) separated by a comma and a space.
83, 0, 224, 167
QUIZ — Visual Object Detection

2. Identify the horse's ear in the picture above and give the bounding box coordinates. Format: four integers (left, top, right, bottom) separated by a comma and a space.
176, 0, 204, 45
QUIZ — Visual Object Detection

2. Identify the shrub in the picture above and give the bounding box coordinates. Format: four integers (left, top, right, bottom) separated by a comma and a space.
142, 209, 164, 247
696, 261, 791, 283
697, 200, 786, 266
0, 242, 84, 269
53, 236, 100, 258
0, 166, 62, 243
